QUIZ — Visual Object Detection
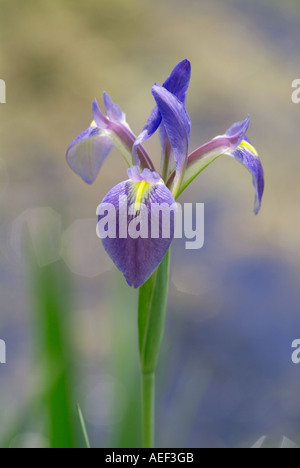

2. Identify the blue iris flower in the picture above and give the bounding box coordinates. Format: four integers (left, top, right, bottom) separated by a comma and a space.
66, 60, 264, 288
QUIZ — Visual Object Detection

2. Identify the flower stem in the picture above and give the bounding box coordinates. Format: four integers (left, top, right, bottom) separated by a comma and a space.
138, 251, 170, 448
141, 372, 155, 448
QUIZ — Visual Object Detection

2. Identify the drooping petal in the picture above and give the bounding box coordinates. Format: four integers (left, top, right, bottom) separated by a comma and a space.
152, 85, 191, 195
175, 117, 251, 195
134, 60, 191, 155
171, 117, 264, 214
66, 125, 113, 184
97, 169, 176, 288
226, 138, 264, 214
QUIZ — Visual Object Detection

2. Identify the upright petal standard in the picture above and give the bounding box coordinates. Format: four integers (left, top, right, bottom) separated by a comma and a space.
152, 85, 191, 197
134, 59, 191, 159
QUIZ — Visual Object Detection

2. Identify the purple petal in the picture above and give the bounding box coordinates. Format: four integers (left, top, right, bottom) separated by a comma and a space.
127, 165, 144, 182
140, 168, 162, 184
66, 126, 113, 184
134, 60, 191, 154
98, 177, 176, 288
152, 85, 191, 191
177, 117, 252, 195
127, 166, 162, 184
228, 138, 264, 214
133, 106, 162, 159
224, 116, 250, 146
162, 59, 191, 105
93, 98, 154, 169
159, 123, 171, 161
103, 92, 125, 122
92, 99, 109, 129
174, 116, 264, 213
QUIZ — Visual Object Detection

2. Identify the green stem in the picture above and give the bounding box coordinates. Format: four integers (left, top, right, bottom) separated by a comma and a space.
138, 251, 170, 448
141, 373, 155, 448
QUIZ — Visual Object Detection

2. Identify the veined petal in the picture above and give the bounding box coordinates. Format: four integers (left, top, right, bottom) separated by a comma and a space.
127, 166, 161, 184
133, 106, 162, 161
152, 85, 191, 195
93, 98, 154, 170
172, 117, 264, 214
103, 92, 126, 123
134, 60, 191, 155
98, 169, 176, 288
159, 123, 172, 175
66, 125, 113, 184
175, 117, 251, 196
225, 116, 250, 144
127, 165, 144, 183
162, 59, 191, 105
226, 138, 264, 214
92, 98, 110, 129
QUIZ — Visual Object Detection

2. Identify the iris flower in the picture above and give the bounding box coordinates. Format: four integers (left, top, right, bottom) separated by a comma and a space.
67, 60, 264, 289
67, 60, 265, 449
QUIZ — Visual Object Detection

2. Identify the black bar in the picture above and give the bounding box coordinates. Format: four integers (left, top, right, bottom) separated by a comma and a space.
99, 449, 200, 463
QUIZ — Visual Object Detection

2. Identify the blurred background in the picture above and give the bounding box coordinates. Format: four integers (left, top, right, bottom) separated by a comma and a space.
0, 0, 300, 448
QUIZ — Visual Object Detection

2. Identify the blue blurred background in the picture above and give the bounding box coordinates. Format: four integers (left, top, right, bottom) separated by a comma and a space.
1, 0, 300, 448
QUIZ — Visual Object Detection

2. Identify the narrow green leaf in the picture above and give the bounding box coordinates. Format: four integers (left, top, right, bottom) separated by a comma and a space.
77, 405, 91, 449
25, 227, 78, 448
34, 263, 77, 447
109, 275, 141, 449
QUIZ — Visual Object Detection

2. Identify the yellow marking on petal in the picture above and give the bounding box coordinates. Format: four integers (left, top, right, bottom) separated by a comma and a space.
134, 181, 151, 212
240, 140, 258, 157
90, 120, 97, 128
128, 180, 153, 213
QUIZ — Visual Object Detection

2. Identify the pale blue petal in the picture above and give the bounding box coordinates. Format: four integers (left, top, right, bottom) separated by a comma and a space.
66, 126, 113, 184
